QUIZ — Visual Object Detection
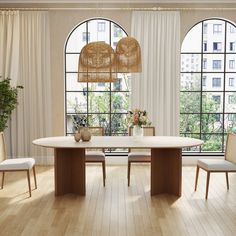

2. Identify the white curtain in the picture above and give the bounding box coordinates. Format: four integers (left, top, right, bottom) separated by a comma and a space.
1, 11, 52, 163
131, 11, 180, 136
0, 11, 19, 85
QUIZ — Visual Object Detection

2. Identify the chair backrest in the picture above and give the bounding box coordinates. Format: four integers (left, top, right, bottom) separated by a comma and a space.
128, 126, 155, 153
0, 132, 7, 162
225, 133, 236, 164
86, 127, 105, 152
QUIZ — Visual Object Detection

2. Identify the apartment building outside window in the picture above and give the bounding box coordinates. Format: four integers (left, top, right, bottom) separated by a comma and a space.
212, 77, 221, 87
212, 60, 221, 69
213, 24, 222, 33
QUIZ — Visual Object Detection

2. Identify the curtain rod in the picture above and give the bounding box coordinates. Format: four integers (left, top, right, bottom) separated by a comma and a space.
0, 7, 236, 11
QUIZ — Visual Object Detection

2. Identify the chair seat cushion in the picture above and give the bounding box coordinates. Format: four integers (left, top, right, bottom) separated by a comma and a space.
0, 158, 35, 171
198, 159, 236, 171
128, 152, 151, 162
86, 151, 105, 162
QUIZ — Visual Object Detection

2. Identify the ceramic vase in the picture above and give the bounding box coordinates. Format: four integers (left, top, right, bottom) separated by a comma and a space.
81, 127, 91, 141
74, 131, 81, 142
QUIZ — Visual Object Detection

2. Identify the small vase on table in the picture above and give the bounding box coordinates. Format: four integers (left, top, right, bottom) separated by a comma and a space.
133, 125, 143, 136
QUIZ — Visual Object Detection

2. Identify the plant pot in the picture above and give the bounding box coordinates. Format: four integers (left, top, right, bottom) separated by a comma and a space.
80, 127, 91, 141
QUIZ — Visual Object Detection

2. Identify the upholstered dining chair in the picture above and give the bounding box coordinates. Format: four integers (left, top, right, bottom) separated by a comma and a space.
85, 127, 106, 186
0, 132, 37, 197
194, 133, 236, 199
127, 126, 155, 186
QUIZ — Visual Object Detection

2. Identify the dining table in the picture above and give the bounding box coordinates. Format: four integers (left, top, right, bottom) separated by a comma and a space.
33, 136, 203, 197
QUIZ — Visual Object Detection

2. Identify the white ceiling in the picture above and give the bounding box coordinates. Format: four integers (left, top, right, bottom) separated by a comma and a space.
1, 0, 236, 3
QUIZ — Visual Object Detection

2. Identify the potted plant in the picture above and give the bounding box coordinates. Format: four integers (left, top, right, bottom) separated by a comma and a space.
0, 78, 23, 132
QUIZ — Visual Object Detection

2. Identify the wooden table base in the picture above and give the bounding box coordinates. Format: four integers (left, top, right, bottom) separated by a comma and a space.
54, 148, 85, 196
151, 148, 182, 196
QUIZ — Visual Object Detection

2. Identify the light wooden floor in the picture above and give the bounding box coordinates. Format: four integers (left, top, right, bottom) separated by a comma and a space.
0, 165, 236, 236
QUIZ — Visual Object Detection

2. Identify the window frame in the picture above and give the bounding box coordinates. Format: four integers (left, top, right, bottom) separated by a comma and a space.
64, 18, 129, 150
181, 18, 236, 155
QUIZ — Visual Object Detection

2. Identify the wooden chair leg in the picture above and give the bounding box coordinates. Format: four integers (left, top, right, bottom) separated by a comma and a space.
226, 172, 229, 190
33, 166, 37, 189
102, 161, 106, 187
1, 172, 5, 189
128, 161, 131, 187
194, 165, 199, 191
27, 170, 32, 197
205, 171, 210, 200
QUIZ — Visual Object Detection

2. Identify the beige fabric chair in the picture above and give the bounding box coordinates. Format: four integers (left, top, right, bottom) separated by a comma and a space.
195, 133, 236, 199
0, 132, 37, 197
85, 127, 106, 186
127, 126, 155, 186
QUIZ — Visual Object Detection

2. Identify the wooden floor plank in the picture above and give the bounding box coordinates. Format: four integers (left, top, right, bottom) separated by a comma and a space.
0, 165, 236, 236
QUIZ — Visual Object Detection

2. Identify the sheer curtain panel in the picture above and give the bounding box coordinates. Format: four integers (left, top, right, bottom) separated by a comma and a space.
3, 11, 52, 164
0, 11, 19, 85
131, 11, 180, 136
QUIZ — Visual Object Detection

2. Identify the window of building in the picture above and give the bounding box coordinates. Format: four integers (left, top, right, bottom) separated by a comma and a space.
229, 60, 235, 69
181, 18, 236, 153
203, 41, 207, 51
97, 22, 106, 32
202, 76, 206, 86
212, 60, 221, 69
203, 58, 207, 69
228, 95, 236, 104
213, 24, 222, 33
212, 95, 221, 104
230, 42, 235, 51
229, 77, 235, 86
213, 42, 222, 51
65, 19, 129, 153
82, 32, 90, 42
212, 77, 221, 87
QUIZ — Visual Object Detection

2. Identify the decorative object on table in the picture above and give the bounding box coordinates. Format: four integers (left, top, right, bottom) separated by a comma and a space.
80, 127, 91, 142
126, 108, 151, 136
78, 41, 117, 83
0, 77, 23, 132
116, 37, 142, 73
74, 131, 81, 142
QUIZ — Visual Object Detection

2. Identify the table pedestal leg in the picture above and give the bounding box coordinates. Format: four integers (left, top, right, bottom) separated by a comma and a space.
151, 148, 182, 196
54, 148, 85, 196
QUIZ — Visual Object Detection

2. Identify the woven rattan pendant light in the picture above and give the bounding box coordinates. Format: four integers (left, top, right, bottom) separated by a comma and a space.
116, 36, 142, 73
78, 41, 117, 82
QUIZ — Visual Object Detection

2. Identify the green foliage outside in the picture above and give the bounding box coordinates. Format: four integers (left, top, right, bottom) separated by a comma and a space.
0, 78, 23, 132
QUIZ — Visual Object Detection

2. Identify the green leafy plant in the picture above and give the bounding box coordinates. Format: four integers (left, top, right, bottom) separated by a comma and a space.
0, 78, 23, 132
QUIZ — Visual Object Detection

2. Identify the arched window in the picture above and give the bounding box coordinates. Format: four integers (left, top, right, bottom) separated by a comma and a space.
181, 18, 236, 153
65, 18, 129, 142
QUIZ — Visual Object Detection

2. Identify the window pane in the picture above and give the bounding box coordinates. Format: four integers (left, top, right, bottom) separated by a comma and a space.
88, 92, 110, 113
180, 92, 201, 113
112, 74, 131, 91
181, 54, 201, 72
224, 114, 236, 132
88, 114, 110, 133
202, 92, 223, 113
201, 134, 223, 152
225, 92, 236, 112
111, 22, 127, 49
226, 54, 236, 72
202, 54, 224, 72
66, 54, 80, 72
180, 114, 200, 133
181, 73, 201, 91
88, 19, 109, 43
181, 22, 202, 53
225, 74, 236, 91
203, 20, 225, 53
202, 73, 224, 91
66, 73, 87, 91
66, 92, 87, 113
111, 114, 128, 134
111, 92, 129, 113
66, 22, 87, 52
201, 114, 223, 133
87, 82, 110, 91
226, 23, 236, 52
